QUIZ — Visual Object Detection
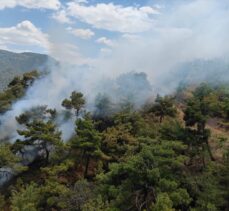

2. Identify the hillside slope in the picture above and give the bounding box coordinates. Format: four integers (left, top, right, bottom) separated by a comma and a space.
0, 50, 51, 90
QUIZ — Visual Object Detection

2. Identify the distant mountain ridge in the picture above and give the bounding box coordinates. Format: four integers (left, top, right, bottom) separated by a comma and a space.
175, 59, 229, 84
0, 49, 52, 90
159, 58, 229, 93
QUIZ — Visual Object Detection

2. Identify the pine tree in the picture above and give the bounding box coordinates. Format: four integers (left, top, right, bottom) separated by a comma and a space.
149, 95, 177, 123
62, 91, 85, 116
71, 114, 103, 177
97, 139, 190, 210
184, 85, 215, 163
17, 120, 63, 164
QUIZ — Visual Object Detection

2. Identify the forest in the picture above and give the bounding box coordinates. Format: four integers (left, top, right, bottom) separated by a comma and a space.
0, 71, 228, 211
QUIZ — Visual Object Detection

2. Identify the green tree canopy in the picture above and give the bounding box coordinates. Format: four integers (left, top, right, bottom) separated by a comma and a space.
17, 120, 63, 164
71, 114, 104, 177
149, 95, 177, 123
97, 139, 190, 210
62, 91, 85, 116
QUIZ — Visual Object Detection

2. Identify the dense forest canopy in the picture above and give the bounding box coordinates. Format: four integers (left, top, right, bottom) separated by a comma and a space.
1, 0, 229, 210
0, 73, 228, 211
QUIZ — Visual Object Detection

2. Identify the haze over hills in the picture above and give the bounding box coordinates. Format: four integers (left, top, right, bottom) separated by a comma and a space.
154, 58, 229, 93
1, 49, 229, 94
0, 49, 51, 90
175, 59, 229, 84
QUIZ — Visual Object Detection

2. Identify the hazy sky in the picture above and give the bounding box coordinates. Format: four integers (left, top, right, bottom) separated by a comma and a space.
0, 0, 229, 71
0, 0, 229, 66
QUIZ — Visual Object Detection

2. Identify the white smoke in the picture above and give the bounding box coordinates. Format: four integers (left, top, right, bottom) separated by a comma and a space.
0, 0, 229, 141
95, 0, 229, 89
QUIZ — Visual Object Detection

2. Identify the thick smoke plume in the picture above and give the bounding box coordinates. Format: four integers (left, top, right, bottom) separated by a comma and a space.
0, 0, 229, 141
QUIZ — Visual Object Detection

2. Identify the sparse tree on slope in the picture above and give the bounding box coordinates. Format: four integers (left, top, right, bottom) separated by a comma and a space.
62, 91, 85, 116
184, 84, 215, 162
17, 120, 63, 164
149, 95, 177, 123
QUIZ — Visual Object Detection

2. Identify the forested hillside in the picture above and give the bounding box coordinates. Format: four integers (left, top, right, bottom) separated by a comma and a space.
0, 70, 39, 114
0, 75, 228, 210
0, 50, 51, 90
1, 0, 229, 210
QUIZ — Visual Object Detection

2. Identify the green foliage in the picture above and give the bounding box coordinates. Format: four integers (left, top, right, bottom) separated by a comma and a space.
0, 70, 39, 114
63, 179, 95, 210
187, 163, 228, 211
73, 114, 102, 157
149, 95, 177, 122
10, 180, 71, 211
97, 139, 189, 210
113, 111, 146, 136
41, 159, 74, 177
183, 83, 221, 163
16, 105, 56, 125
191, 83, 229, 120
71, 114, 103, 177
193, 83, 213, 100
39, 179, 70, 209
184, 98, 208, 129
102, 124, 137, 161
82, 195, 112, 211
152, 193, 174, 211
17, 120, 63, 163
159, 120, 184, 141
1, 83, 229, 211
0, 194, 6, 210
94, 93, 113, 117
10, 183, 40, 211
62, 91, 86, 116
0, 144, 19, 168
0, 143, 26, 172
